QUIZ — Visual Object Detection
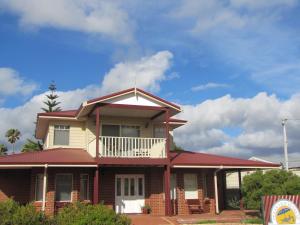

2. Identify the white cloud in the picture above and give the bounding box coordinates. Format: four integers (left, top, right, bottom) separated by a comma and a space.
0, 51, 173, 151
0, 67, 37, 97
192, 82, 229, 91
174, 92, 300, 165
101, 51, 173, 93
0, 0, 134, 43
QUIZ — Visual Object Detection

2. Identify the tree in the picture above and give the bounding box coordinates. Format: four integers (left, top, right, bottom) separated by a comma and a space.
41, 81, 62, 112
5, 129, 21, 154
242, 169, 300, 210
0, 144, 8, 156
21, 139, 43, 153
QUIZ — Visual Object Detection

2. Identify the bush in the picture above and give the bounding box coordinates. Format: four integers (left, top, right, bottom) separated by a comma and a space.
242, 169, 300, 209
55, 202, 131, 225
0, 199, 50, 225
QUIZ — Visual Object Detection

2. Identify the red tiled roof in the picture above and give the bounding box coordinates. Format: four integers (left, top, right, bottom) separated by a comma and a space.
38, 110, 77, 118
170, 150, 280, 168
0, 148, 96, 165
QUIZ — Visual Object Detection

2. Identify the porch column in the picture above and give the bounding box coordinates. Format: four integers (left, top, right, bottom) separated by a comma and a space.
164, 165, 171, 216
165, 108, 170, 158
214, 169, 220, 214
238, 170, 243, 210
93, 167, 99, 204
42, 164, 48, 211
95, 107, 100, 159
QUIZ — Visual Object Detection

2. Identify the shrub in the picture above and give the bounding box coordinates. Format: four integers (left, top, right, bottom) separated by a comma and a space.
55, 202, 131, 225
0, 199, 50, 225
242, 218, 263, 224
242, 169, 300, 209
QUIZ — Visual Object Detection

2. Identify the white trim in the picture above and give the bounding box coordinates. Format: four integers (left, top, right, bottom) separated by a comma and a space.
172, 165, 279, 169
39, 116, 77, 120
55, 173, 73, 202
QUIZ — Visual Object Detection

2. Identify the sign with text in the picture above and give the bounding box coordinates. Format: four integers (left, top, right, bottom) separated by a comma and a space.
262, 196, 300, 225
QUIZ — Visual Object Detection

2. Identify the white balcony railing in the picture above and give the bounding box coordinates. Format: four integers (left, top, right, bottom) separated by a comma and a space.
88, 136, 166, 158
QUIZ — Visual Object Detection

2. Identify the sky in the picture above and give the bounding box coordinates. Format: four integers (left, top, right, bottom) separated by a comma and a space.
0, 0, 300, 167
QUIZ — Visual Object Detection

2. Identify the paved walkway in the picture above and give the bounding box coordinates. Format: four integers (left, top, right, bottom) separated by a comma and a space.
129, 210, 258, 225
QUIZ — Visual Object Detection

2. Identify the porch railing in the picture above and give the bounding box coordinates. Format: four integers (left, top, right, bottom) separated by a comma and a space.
88, 136, 166, 158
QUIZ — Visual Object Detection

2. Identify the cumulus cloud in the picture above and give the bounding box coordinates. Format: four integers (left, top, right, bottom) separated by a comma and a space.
174, 92, 300, 166
0, 67, 37, 97
192, 82, 229, 91
0, 51, 173, 151
101, 51, 173, 93
0, 0, 134, 43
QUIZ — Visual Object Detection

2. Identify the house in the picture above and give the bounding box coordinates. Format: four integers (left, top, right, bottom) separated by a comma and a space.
0, 88, 279, 216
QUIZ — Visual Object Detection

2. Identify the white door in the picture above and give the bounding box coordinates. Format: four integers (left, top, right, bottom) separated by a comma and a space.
115, 174, 145, 214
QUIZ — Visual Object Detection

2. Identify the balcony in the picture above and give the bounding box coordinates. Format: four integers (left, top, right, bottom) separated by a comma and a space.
88, 136, 166, 158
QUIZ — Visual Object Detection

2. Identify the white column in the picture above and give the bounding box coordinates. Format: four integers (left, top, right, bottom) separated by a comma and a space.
42, 164, 48, 212
214, 169, 219, 214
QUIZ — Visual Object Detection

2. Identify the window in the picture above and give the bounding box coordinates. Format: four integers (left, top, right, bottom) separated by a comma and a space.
35, 174, 44, 201
184, 174, 198, 199
124, 178, 129, 196
102, 125, 120, 137
138, 178, 143, 196
116, 178, 121, 196
154, 126, 165, 138
55, 174, 73, 202
54, 125, 70, 145
121, 125, 140, 137
80, 174, 89, 201
130, 178, 135, 196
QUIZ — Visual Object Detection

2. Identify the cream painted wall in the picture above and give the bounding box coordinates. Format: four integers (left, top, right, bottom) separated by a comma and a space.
44, 116, 174, 157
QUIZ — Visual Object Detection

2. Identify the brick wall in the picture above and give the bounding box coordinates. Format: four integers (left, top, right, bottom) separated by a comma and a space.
0, 169, 31, 204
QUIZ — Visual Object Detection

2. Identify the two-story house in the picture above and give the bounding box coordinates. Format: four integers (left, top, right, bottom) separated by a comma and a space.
0, 88, 279, 216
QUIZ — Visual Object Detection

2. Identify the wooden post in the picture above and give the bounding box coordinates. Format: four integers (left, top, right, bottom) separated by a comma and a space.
164, 165, 171, 216
238, 170, 244, 210
93, 167, 99, 204
95, 107, 100, 158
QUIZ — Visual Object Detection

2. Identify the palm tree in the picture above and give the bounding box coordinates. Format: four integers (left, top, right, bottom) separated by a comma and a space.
22, 139, 43, 153
5, 129, 21, 154
0, 144, 8, 156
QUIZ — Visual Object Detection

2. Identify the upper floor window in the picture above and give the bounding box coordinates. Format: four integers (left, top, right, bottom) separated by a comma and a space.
54, 125, 70, 145
154, 126, 165, 138
102, 125, 140, 137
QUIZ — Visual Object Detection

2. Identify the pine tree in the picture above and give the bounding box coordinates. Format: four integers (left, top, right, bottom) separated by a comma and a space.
41, 82, 62, 112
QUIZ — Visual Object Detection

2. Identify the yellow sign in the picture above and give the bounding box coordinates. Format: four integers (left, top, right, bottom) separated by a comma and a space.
269, 200, 300, 225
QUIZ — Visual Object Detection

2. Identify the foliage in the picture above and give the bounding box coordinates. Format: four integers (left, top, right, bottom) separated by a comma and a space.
5, 129, 21, 154
41, 82, 61, 112
55, 202, 131, 225
198, 220, 217, 224
0, 144, 8, 156
242, 169, 300, 209
172, 142, 184, 151
0, 199, 50, 225
21, 139, 43, 152
141, 204, 151, 213
227, 196, 240, 209
242, 218, 263, 224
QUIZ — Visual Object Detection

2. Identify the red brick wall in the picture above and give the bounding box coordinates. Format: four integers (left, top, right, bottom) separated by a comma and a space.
173, 168, 216, 215
0, 169, 31, 204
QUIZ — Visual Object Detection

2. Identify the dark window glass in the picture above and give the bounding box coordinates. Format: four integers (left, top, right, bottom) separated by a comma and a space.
55, 174, 72, 201
138, 178, 143, 196
54, 125, 70, 145
130, 178, 135, 196
35, 174, 43, 201
116, 178, 121, 196
80, 174, 89, 200
124, 178, 129, 196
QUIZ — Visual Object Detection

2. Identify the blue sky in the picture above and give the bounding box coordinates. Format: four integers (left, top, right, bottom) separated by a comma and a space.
0, 0, 300, 166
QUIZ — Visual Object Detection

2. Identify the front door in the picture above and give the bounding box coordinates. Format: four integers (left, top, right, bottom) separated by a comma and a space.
115, 174, 145, 214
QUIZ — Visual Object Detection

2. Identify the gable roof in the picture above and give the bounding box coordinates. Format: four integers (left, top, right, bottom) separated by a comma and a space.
170, 150, 280, 168
0, 148, 96, 166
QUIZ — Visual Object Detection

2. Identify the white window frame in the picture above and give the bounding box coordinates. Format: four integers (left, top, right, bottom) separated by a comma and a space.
35, 173, 44, 202
80, 174, 89, 201
153, 125, 165, 138
55, 173, 73, 202
53, 125, 70, 146
184, 173, 198, 200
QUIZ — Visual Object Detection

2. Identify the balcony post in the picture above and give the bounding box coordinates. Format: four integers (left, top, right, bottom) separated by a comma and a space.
95, 107, 100, 159
164, 108, 171, 216
93, 166, 99, 204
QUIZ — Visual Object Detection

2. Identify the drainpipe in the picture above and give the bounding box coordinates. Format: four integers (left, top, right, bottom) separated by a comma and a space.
42, 164, 48, 212
214, 166, 223, 214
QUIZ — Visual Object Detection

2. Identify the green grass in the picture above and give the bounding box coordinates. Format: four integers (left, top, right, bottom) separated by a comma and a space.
242, 218, 263, 224
198, 220, 217, 224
